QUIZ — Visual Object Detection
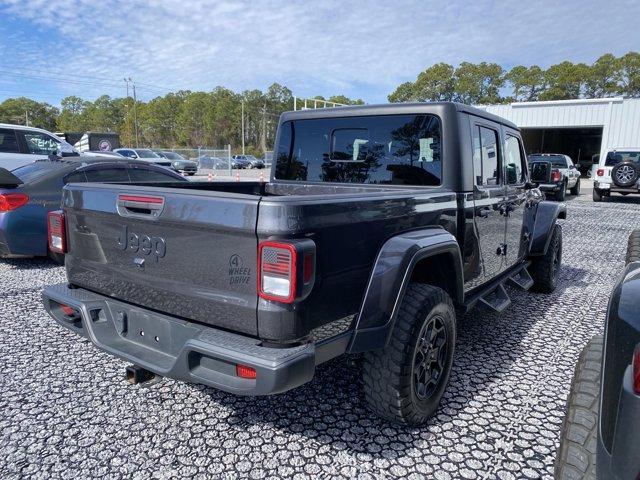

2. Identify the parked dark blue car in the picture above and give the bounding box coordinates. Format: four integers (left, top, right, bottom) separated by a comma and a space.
0, 156, 186, 262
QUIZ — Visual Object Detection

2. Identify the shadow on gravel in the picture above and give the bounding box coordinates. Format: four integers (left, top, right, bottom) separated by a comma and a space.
185, 264, 591, 460
600, 195, 640, 205
0, 257, 62, 270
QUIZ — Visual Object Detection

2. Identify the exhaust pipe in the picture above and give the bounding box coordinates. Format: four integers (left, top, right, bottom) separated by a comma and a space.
125, 364, 160, 386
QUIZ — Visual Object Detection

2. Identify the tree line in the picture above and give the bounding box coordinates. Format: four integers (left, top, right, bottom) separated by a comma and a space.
0, 85, 363, 155
0, 52, 638, 152
389, 52, 640, 104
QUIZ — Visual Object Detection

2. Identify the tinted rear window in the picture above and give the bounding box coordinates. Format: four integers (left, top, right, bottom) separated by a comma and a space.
275, 114, 442, 186
128, 166, 183, 182
605, 151, 640, 166
529, 155, 567, 168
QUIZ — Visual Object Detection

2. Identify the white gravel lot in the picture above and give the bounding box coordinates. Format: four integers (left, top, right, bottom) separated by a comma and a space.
1, 191, 638, 479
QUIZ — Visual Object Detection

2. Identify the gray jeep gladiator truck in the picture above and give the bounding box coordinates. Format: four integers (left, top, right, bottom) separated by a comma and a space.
555, 230, 640, 479
42, 102, 565, 425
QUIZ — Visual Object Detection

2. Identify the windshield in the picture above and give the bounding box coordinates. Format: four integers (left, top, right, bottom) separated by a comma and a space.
605, 151, 640, 166
135, 149, 159, 158
529, 155, 567, 168
275, 114, 442, 186
12, 161, 68, 182
162, 151, 185, 160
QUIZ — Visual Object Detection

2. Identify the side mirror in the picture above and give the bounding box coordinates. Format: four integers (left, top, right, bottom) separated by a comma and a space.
58, 141, 80, 157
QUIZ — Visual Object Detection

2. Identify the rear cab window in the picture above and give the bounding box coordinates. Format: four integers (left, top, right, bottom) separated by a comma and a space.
529, 154, 567, 169
274, 114, 442, 186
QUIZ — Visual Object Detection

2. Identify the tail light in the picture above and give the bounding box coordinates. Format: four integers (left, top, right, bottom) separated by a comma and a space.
551, 169, 562, 182
236, 364, 257, 379
633, 344, 640, 395
258, 241, 297, 303
47, 210, 67, 254
597, 168, 605, 177
0, 193, 29, 211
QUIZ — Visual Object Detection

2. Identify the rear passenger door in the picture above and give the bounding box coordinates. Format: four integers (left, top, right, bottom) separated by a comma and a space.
471, 120, 507, 281
503, 131, 528, 269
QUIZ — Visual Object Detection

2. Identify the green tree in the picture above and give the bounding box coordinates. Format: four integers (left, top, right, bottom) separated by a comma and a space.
176, 92, 211, 146
539, 61, 589, 100
584, 53, 621, 98
506, 65, 545, 101
0, 97, 59, 130
619, 51, 640, 97
454, 62, 505, 104
413, 63, 456, 101
388, 82, 415, 102
56, 96, 90, 132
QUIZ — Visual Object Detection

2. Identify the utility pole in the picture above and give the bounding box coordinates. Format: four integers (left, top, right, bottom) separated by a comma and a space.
124, 77, 132, 147
241, 100, 245, 155
24, 110, 29, 127
260, 102, 267, 153
132, 83, 139, 148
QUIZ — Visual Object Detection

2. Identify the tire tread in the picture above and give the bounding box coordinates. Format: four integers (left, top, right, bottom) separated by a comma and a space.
554, 336, 602, 480
362, 284, 454, 425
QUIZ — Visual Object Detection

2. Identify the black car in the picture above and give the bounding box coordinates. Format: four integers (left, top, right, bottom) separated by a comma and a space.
555, 229, 640, 479
0, 156, 186, 262
42, 102, 564, 425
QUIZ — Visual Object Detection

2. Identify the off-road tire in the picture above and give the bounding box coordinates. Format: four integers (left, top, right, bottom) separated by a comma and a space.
592, 188, 603, 202
554, 336, 602, 480
362, 284, 456, 425
530, 223, 562, 293
626, 229, 640, 265
555, 182, 567, 201
570, 178, 581, 196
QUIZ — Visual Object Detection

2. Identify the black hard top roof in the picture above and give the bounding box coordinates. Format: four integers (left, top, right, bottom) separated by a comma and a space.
280, 101, 518, 130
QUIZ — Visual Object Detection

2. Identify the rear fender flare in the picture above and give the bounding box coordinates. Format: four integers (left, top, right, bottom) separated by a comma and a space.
347, 228, 463, 353
529, 201, 566, 256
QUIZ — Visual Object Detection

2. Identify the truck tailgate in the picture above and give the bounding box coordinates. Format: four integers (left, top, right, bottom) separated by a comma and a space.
62, 183, 260, 336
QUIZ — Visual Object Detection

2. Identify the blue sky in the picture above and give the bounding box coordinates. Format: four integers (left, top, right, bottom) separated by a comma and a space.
0, 0, 639, 106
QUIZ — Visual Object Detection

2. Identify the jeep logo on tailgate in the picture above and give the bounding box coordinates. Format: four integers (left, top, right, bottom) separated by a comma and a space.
117, 225, 166, 262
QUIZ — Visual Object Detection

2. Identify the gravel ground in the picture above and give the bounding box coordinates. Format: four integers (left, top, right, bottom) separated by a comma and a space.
1, 192, 638, 479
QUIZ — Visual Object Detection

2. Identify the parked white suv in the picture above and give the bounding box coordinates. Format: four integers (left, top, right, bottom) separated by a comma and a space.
0, 123, 77, 171
593, 148, 640, 202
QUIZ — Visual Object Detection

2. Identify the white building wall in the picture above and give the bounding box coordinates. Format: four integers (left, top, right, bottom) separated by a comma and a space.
482, 98, 640, 160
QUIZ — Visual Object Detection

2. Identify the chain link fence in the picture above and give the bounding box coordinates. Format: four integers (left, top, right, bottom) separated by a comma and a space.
154, 146, 271, 180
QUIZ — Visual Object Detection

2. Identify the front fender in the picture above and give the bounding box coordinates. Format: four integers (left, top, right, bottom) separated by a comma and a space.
347, 227, 463, 353
529, 200, 566, 256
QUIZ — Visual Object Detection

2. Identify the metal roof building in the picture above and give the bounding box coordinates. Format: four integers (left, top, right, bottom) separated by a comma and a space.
480, 98, 640, 172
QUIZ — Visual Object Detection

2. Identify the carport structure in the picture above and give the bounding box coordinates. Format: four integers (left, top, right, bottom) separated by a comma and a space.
482, 98, 640, 173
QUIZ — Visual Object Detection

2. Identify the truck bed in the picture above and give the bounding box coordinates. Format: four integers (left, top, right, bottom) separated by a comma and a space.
61, 180, 457, 341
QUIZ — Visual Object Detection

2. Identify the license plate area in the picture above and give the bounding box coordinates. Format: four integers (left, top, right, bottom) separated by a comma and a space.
124, 311, 172, 350
104, 301, 199, 356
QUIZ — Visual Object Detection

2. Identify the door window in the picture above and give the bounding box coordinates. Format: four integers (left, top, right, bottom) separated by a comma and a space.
0, 129, 19, 153
504, 135, 526, 185
472, 126, 500, 186
22, 132, 60, 155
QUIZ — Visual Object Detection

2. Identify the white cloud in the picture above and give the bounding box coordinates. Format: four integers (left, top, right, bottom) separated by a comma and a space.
1, 0, 639, 103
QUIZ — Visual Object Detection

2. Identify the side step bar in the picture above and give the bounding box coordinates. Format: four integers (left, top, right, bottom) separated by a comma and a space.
465, 262, 534, 313
479, 284, 511, 313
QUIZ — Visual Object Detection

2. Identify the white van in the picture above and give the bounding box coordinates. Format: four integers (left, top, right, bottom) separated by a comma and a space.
0, 123, 77, 171
593, 148, 640, 201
